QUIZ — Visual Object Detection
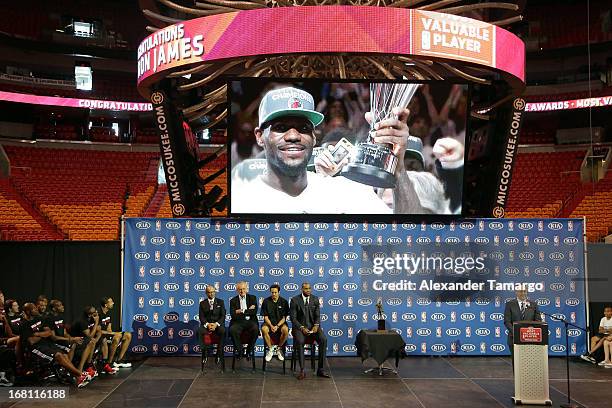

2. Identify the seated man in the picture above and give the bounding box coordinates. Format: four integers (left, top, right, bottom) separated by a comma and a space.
99, 297, 132, 369
197, 285, 226, 364
21, 303, 90, 388
36, 295, 50, 320
45, 300, 83, 372
261, 284, 289, 362
0, 294, 17, 387
290, 283, 329, 379
70, 306, 113, 375
581, 305, 612, 365
229, 282, 258, 359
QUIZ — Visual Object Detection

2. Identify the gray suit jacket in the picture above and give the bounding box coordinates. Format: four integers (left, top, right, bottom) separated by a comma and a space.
504, 299, 541, 345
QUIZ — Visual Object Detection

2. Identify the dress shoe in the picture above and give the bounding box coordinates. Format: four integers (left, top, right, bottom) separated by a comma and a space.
297, 370, 305, 380
215, 357, 221, 365
316, 370, 330, 378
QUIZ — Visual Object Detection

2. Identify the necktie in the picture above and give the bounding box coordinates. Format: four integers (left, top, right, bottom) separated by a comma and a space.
305, 297, 309, 307
304, 297, 311, 328
520, 302, 525, 319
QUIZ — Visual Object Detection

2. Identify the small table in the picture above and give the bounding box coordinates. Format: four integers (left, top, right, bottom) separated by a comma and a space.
355, 330, 405, 376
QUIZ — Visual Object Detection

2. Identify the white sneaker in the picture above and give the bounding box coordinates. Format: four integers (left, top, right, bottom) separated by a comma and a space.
265, 349, 274, 362
580, 354, 596, 364
605, 363, 612, 369
276, 348, 284, 361
598, 360, 609, 366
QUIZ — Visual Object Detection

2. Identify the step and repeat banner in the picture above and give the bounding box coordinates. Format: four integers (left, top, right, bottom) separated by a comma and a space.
122, 218, 586, 357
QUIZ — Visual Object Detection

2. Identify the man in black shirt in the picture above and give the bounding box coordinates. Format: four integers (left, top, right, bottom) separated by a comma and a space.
261, 284, 289, 362
198, 285, 226, 364
99, 297, 132, 369
36, 295, 50, 319
70, 306, 115, 375
0, 290, 16, 387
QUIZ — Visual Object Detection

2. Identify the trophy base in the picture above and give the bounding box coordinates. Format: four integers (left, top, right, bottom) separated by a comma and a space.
342, 163, 396, 188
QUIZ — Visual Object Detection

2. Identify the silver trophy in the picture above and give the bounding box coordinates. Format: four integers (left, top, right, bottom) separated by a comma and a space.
342, 82, 420, 188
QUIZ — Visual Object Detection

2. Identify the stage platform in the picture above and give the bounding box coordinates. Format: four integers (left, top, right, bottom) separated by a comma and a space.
2, 357, 611, 408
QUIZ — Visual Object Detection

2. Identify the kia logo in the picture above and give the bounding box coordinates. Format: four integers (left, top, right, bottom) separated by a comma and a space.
343, 283, 358, 291
489, 222, 503, 230
195, 222, 211, 230
284, 222, 300, 230
474, 237, 489, 244
299, 268, 314, 276
445, 300, 460, 306
320, 314, 328, 322
386, 298, 402, 306
133, 314, 148, 322
565, 267, 579, 276
446, 328, 461, 336
314, 223, 329, 230
461, 313, 475, 321
431, 313, 446, 321
567, 329, 581, 337
402, 223, 417, 230
284, 283, 298, 291
328, 298, 343, 306
209, 268, 225, 276
151, 237, 165, 245
536, 298, 551, 306
387, 237, 402, 245
284, 253, 299, 261
490, 252, 504, 260
358, 268, 372, 275
179, 329, 194, 338
149, 267, 164, 275
132, 345, 148, 353
254, 253, 269, 261
344, 223, 358, 230
255, 223, 270, 230
405, 344, 417, 352
534, 267, 550, 276
402, 313, 417, 321
504, 267, 519, 276
270, 237, 285, 245
504, 237, 519, 245
372, 223, 386, 230
225, 252, 240, 261
328, 329, 343, 337
164, 283, 179, 291
180, 268, 194, 276
358, 298, 373, 306
147, 329, 163, 338
269, 268, 284, 276
165, 252, 180, 260
225, 222, 240, 230
329, 237, 343, 245
134, 283, 149, 291
358, 237, 372, 245
164, 313, 178, 322
534, 237, 549, 245
179, 298, 194, 307
552, 313, 566, 321
343, 313, 358, 322
490, 344, 505, 352
460, 222, 474, 230
314, 283, 328, 291
519, 252, 534, 260
194, 252, 209, 261
416, 237, 431, 244
461, 344, 476, 352
475, 328, 490, 336
549, 252, 564, 260
166, 222, 180, 230
431, 344, 446, 352
343, 345, 357, 352
149, 298, 164, 306
490, 313, 504, 321
210, 237, 225, 245
240, 237, 255, 245
430, 222, 445, 230
551, 344, 566, 353
518, 222, 533, 230
548, 222, 563, 231
445, 237, 460, 243
550, 283, 565, 291
224, 283, 236, 291
163, 345, 179, 353
566, 298, 580, 306
314, 253, 328, 261
564, 237, 578, 245
300, 237, 315, 245
194, 283, 207, 291
417, 328, 432, 336
180, 237, 195, 245
373, 252, 386, 260
136, 221, 151, 229
134, 252, 150, 260
416, 298, 431, 306
475, 298, 490, 306
345, 252, 360, 261
254, 283, 269, 291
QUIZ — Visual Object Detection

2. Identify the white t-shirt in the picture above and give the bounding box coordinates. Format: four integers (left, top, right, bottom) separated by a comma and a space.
599, 316, 612, 332
232, 172, 392, 214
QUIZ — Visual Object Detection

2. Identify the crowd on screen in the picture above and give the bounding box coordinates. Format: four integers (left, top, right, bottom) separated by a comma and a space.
0, 289, 132, 388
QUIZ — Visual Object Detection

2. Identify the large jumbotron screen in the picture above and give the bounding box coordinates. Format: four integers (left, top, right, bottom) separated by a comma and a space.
228, 79, 468, 217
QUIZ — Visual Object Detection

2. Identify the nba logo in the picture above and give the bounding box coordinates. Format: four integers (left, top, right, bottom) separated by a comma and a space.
451, 342, 457, 353
245, 221, 251, 231
362, 312, 368, 323
214, 282, 220, 292
556, 327, 561, 338
139, 265, 145, 277
230, 236, 235, 246
274, 222, 280, 231
259, 297, 264, 307
170, 266, 176, 277
377, 235, 383, 245
495, 296, 501, 307
524, 266, 530, 277
153, 312, 159, 324
244, 251, 250, 262
392, 221, 397, 231
319, 236, 325, 247
184, 282, 189, 292
362, 252, 369, 262
348, 327, 353, 338
421, 221, 426, 231
154, 282, 160, 292
569, 251, 575, 262
538, 221, 544, 231
407, 327, 413, 337
362, 281, 368, 292
554, 236, 559, 246
524, 236, 529, 246
436, 300, 441, 308
508, 221, 514, 231
274, 251, 280, 262
407, 236, 412, 246
319, 298, 323, 307
137, 328, 144, 339
570, 282, 576, 292
348, 266, 353, 277
435, 235, 441, 245
199, 266, 205, 277
183, 344, 189, 354
334, 222, 339, 231
407, 297, 413, 307
509, 251, 514, 261
333, 343, 339, 354
555, 297, 561, 307
480, 342, 486, 353
215, 251, 220, 262
421, 311, 427, 322
480, 311, 486, 322
200, 236, 206, 246
570, 312, 576, 323
571, 343, 577, 354
539, 251, 544, 262
138, 297, 144, 308
421, 342, 427, 353
259, 236, 265, 247
152, 344, 159, 354
183, 312, 190, 323
289, 266, 295, 278
259, 266, 265, 278
168, 328, 174, 339
465, 327, 471, 337
450, 311, 456, 322
392, 312, 397, 322
495, 327, 500, 338
304, 222, 309, 231
494, 236, 499, 246
348, 236, 354, 247
465, 297, 471, 307
568, 221, 573, 231
363, 221, 368, 231
185, 220, 191, 231
304, 251, 309, 262
464, 236, 470, 244
215, 221, 221, 231
436, 327, 442, 337
155, 251, 160, 262
450, 221, 456, 231
289, 236, 295, 247
155, 220, 161, 231
184, 251, 190, 262
169, 297, 175, 308
348, 297, 353, 308
229, 266, 235, 277
140, 235, 146, 246
333, 251, 339, 262
319, 266, 324, 277
479, 220, 485, 231
333, 312, 339, 323
333, 282, 339, 292
170, 235, 176, 246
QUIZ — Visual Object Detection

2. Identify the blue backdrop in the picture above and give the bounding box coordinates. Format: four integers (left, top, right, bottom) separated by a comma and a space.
122, 218, 587, 357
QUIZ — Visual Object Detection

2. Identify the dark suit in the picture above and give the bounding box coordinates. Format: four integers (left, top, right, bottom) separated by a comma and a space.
197, 298, 226, 357
229, 294, 259, 353
504, 299, 541, 352
290, 294, 327, 371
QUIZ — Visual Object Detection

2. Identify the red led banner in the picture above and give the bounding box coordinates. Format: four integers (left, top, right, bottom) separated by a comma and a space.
136, 6, 525, 92
0, 91, 152, 112
526, 95, 612, 112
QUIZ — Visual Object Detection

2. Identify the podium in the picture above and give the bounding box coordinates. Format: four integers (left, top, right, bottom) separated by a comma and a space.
512, 321, 552, 406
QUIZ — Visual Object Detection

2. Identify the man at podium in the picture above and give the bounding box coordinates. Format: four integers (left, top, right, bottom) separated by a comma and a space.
504, 289, 542, 357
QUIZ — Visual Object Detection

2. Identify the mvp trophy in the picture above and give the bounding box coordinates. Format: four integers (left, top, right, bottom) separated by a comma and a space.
343, 82, 420, 188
